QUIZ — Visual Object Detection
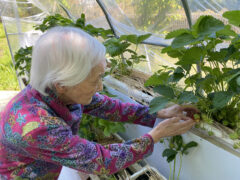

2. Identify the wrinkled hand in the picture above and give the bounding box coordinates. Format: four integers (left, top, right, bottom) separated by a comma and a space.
157, 104, 199, 120
148, 117, 195, 143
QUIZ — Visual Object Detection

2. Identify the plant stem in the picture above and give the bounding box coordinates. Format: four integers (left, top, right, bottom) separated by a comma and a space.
177, 153, 183, 180
173, 157, 176, 180
169, 163, 172, 180
192, 65, 197, 73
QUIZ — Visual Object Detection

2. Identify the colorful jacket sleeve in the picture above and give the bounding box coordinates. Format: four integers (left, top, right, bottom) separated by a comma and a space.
83, 93, 157, 128
19, 111, 154, 175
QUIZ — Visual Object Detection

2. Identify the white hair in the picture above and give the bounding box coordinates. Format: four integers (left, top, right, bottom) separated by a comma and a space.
30, 26, 106, 95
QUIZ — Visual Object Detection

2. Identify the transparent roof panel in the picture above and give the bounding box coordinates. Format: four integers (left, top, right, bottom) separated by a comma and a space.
2, 0, 240, 79
99, 0, 189, 45
188, 0, 240, 24
188, 0, 240, 12
55, 0, 110, 29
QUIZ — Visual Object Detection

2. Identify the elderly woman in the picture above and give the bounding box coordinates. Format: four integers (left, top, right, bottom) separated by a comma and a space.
0, 27, 197, 179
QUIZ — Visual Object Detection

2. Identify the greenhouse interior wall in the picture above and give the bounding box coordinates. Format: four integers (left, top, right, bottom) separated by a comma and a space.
1, 0, 240, 180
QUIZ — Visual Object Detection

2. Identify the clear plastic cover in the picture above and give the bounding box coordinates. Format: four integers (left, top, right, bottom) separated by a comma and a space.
1, 0, 239, 77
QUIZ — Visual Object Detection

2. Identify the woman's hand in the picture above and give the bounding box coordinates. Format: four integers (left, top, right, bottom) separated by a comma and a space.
148, 117, 195, 143
157, 104, 199, 120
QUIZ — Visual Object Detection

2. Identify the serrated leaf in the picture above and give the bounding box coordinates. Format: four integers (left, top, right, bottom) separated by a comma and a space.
216, 25, 237, 37
176, 47, 203, 65
119, 34, 138, 44
212, 91, 234, 109
192, 16, 208, 37
178, 91, 198, 104
161, 46, 185, 58
207, 49, 228, 62
223, 10, 240, 27
144, 72, 169, 87
182, 141, 198, 154
162, 149, 178, 163
196, 75, 215, 93
165, 29, 191, 39
149, 96, 169, 114
153, 85, 175, 99
137, 33, 151, 44
171, 33, 203, 48
197, 16, 224, 37
169, 67, 185, 82
104, 38, 130, 57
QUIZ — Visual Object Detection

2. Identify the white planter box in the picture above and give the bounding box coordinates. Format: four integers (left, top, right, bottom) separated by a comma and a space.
130, 166, 167, 180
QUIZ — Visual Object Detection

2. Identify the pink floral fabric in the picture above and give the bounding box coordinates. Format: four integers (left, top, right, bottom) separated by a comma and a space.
0, 85, 157, 179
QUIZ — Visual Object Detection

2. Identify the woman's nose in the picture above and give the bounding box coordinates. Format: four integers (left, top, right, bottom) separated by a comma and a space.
96, 80, 103, 92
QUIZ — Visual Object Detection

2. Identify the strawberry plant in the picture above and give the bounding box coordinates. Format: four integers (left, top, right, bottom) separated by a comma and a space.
160, 136, 198, 180
145, 11, 240, 143
14, 13, 151, 81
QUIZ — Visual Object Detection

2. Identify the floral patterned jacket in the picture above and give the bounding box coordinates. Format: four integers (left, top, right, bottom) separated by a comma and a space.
0, 85, 157, 179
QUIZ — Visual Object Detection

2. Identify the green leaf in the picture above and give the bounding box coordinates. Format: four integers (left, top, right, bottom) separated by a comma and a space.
226, 71, 240, 83
173, 135, 183, 151
153, 85, 175, 99
207, 49, 228, 62
144, 72, 170, 87
223, 10, 240, 27
149, 96, 169, 114
236, 76, 240, 86
126, 60, 132, 66
162, 149, 178, 163
212, 91, 234, 109
198, 16, 224, 37
119, 34, 138, 44
216, 25, 237, 37
137, 33, 151, 44
103, 127, 111, 137
104, 38, 130, 57
185, 74, 201, 87
182, 141, 198, 154
120, 33, 151, 44
169, 67, 185, 82
206, 39, 223, 50
177, 47, 203, 65
162, 46, 185, 58
196, 75, 215, 93
192, 16, 208, 37
178, 91, 198, 104
171, 33, 203, 48
229, 132, 239, 140
165, 29, 191, 39
192, 16, 225, 37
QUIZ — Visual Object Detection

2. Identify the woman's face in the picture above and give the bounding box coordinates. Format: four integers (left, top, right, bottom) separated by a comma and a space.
57, 60, 106, 105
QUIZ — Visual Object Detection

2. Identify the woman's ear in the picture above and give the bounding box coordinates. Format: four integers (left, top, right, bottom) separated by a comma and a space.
54, 83, 66, 94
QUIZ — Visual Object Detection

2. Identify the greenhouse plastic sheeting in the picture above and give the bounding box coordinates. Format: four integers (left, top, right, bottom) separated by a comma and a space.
0, 0, 240, 78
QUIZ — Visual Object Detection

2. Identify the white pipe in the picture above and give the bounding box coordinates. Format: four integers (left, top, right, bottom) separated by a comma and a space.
103, 75, 153, 104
